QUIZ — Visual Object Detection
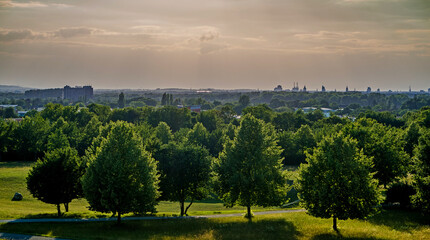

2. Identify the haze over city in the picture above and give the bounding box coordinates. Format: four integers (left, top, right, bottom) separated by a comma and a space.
0, 0, 429, 91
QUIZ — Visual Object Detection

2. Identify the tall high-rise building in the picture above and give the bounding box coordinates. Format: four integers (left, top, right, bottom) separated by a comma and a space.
63, 85, 93, 102
321, 85, 326, 92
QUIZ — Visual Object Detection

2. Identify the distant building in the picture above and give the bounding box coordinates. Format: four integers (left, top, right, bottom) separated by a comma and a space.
0, 104, 18, 110
187, 105, 201, 113
63, 85, 93, 102
292, 82, 299, 92
17, 111, 27, 117
274, 85, 283, 91
428, 88, 430, 93
321, 85, 326, 92
303, 85, 307, 92
367, 87, 371, 93
24, 85, 94, 102
300, 107, 335, 117
346, 86, 349, 92
25, 88, 63, 99
377, 88, 380, 93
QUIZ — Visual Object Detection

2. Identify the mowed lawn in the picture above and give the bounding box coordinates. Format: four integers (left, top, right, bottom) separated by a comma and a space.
0, 161, 283, 219
0, 211, 429, 240
1, 162, 429, 239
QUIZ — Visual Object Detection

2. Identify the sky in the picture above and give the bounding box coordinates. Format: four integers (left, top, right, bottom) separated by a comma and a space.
0, 0, 429, 91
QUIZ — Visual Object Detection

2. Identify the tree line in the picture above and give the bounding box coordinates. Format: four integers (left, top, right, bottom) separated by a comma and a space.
1, 103, 429, 226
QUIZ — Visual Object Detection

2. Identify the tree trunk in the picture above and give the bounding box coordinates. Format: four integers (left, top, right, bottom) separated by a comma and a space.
117, 212, 121, 224
184, 199, 194, 216
333, 217, 338, 231
56, 204, 61, 217
246, 206, 252, 219
64, 203, 69, 212
180, 201, 185, 216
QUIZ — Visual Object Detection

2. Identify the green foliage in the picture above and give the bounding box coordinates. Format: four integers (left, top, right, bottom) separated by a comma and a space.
296, 132, 382, 230
403, 122, 421, 156
161, 93, 174, 106
215, 114, 289, 217
155, 143, 212, 216
278, 125, 316, 165
118, 92, 125, 108
0, 119, 16, 155
197, 110, 222, 132
187, 122, 209, 146
13, 115, 50, 161
148, 106, 192, 132
343, 118, 409, 186
412, 130, 430, 213
87, 103, 111, 122
238, 95, 250, 107
107, 107, 149, 123
26, 147, 84, 216
242, 104, 275, 123
3, 107, 18, 118
81, 121, 160, 223
154, 121, 173, 145
46, 129, 70, 151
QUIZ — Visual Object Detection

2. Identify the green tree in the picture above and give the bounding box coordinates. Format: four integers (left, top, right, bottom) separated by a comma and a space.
404, 122, 421, 156
148, 106, 192, 132
155, 143, 212, 216
82, 121, 160, 223
118, 92, 125, 108
0, 120, 16, 161
26, 147, 84, 216
215, 114, 289, 218
296, 133, 381, 231
197, 110, 222, 132
187, 122, 209, 147
46, 129, 70, 151
412, 130, 430, 213
13, 115, 50, 161
4, 107, 18, 118
343, 119, 408, 187
242, 104, 275, 123
239, 95, 250, 107
154, 121, 173, 145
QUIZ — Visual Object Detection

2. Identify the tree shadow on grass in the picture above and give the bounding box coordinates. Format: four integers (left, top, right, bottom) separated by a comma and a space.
21, 212, 110, 219
366, 209, 429, 233
311, 233, 388, 240
0, 217, 301, 240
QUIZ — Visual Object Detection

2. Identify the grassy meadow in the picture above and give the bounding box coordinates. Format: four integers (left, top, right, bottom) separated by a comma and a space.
1, 161, 429, 240
0, 161, 284, 219
0, 210, 429, 240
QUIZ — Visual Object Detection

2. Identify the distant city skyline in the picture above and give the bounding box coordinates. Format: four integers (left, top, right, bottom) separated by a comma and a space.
1, 0, 429, 91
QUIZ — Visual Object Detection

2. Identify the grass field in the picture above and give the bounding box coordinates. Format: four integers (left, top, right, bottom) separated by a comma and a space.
0, 210, 429, 240
1, 161, 429, 239
0, 161, 290, 219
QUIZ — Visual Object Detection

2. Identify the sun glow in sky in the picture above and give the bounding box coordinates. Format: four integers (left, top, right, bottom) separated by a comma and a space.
0, 0, 429, 90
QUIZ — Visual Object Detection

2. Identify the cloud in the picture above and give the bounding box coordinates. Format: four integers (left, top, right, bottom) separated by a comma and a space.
0, 29, 45, 41
0, 0, 47, 8
200, 31, 219, 42
294, 31, 362, 40
0, 27, 107, 42
0, 0, 72, 8
51, 27, 99, 38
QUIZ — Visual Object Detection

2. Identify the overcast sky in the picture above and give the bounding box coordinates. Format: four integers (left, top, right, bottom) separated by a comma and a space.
0, 0, 429, 91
